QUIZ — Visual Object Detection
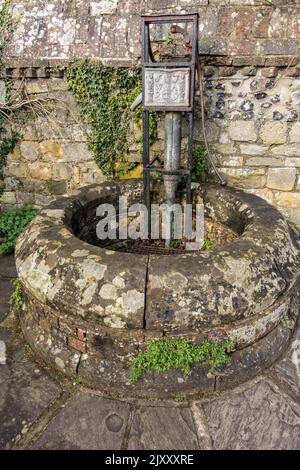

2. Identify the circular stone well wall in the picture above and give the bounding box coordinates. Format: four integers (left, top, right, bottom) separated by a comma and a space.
15, 180, 300, 398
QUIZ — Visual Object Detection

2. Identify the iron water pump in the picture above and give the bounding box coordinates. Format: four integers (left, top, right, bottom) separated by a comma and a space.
131, 13, 226, 244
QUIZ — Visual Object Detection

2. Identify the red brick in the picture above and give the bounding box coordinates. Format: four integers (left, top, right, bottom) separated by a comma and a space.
68, 337, 86, 353
77, 328, 86, 341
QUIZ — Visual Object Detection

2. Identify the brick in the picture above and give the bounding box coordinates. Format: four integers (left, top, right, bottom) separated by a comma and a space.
52, 163, 73, 181
241, 66, 257, 76
274, 191, 300, 209
232, 56, 265, 67
68, 337, 86, 353
271, 144, 300, 158
35, 193, 55, 206
5, 162, 28, 178
289, 123, 300, 143
229, 40, 258, 56
61, 143, 92, 162
221, 168, 266, 189
259, 122, 287, 145
247, 188, 275, 205
46, 180, 67, 195
240, 144, 269, 156
268, 7, 288, 39
290, 12, 300, 38
261, 39, 297, 56
27, 80, 48, 94
228, 121, 257, 142
77, 328, 86, 341
286, 67, 300, 78
16, 191, 35, 205
285, 158, 300, 168
218, 67, 236, 77
252, 8, 271, 38
245, 157, 284, 167
265, 57, 298, 67
267, 167, 296, 191
1, 191, 16, 204
261, 67, 278, 78
28, 162, 52, 180
40, 141, 63, 161
20, 142, 41, 161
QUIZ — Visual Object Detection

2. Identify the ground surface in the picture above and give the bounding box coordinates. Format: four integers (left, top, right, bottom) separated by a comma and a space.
0, 255, 300, 450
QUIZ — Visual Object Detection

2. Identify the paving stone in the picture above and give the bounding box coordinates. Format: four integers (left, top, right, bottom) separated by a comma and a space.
0, 279, 15, 323
0, 256, 17, 322
128, 406, 200, 450
0, 338, 62, 450
0, 255, 17, 279
202, 379, 300, 450
33, 393, 130, 450
273, 324, 300, 395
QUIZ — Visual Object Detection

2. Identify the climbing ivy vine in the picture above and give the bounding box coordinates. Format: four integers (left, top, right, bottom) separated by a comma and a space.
66, 59, 159, 178
0, 0, 20, 193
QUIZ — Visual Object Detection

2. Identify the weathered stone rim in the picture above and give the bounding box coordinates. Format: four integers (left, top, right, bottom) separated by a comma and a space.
15, 180, 300, 397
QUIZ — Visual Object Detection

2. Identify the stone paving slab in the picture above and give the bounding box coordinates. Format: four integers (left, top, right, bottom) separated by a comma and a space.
273, 326, 300, 395
201, 379, 300, 450
0, 255, 17, 280
127, 406, 200, 450
33, 393, 131, 450
0, 329, 62, 450
0, 255, 17, 323
0, 279, 13, 323
0, 253, 300, 450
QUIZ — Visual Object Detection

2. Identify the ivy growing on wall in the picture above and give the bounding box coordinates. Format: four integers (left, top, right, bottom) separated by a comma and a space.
0, 0, 20, 193
67, 59, 159, 178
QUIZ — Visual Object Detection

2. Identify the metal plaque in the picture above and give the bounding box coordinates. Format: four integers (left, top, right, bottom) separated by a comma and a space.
144, 68, 190, 109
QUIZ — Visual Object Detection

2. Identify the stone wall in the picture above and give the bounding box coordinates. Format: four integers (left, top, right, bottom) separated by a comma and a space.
1, 0, 300, 226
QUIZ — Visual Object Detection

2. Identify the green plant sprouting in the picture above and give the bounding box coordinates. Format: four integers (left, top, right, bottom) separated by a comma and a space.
66, 59, 159, 178
129, 338, 235, 384
192, 144, 209, 181
9, 278, 23, 313
0, 206, 37, 255
202, 238, 216, 251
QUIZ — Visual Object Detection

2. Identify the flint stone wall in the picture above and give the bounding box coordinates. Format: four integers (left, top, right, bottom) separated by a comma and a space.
1, 0, 300, 226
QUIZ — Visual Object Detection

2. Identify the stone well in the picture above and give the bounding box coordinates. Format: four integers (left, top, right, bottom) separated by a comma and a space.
15, 180, 300, 398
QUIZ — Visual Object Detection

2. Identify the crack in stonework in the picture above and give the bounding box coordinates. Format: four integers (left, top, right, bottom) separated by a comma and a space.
75, 352, 83, 375
143, 255, 150, 330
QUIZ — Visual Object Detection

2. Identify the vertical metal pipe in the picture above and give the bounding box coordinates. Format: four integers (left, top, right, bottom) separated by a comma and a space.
164, 112, 182, 206
164, 112, 182, 246
142, 110, 151, 237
